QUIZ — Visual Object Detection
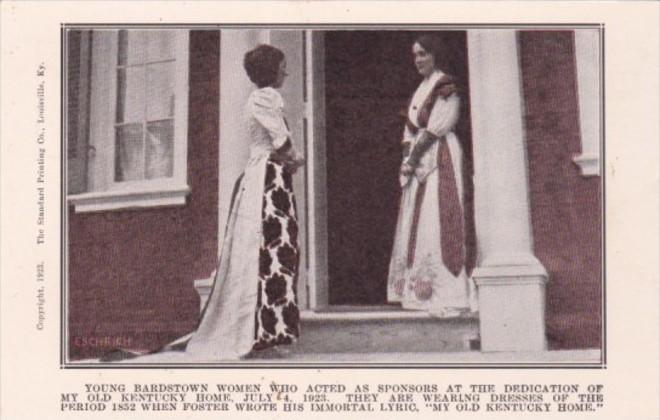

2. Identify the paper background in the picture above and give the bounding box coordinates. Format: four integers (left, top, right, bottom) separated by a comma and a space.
1, 1, 658, 419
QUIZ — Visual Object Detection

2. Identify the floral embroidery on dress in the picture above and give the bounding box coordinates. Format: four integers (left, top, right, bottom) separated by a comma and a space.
412, 279, 433, 301
388, 257, 408, 298
409, 253, 438, 301
393, 278, 406, 297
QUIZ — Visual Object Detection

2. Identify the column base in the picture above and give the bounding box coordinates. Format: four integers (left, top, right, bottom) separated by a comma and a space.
194, 277, 214, 313
573, 153, 600, 176
473, 262, 549, 352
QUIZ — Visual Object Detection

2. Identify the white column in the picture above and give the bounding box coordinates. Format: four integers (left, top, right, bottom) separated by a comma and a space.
196, 29, 269, 311
217, 29, 268, 248
573, 29, 601, 177
468, 30, 549, 352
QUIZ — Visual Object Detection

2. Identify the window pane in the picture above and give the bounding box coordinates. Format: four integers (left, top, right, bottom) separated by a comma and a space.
145, 120, 174, 179
145, 62, 175, 121
118, 30, 148, 65
116, 67, 145, 123
115, 124, 144, 182
147, 30, 176, 62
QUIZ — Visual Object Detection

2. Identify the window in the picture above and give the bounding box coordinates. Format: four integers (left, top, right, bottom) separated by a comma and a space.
68, 29, 190, 212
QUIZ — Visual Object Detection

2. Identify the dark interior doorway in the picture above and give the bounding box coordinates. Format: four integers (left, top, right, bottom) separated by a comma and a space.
324, 30, 473, 305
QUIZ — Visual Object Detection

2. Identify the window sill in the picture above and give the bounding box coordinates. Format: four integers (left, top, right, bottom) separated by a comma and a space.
68, 184, 190, 213
572, 153, 600, 177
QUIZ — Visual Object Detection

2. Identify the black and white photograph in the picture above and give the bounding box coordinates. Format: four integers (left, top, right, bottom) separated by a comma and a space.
64, 26, 603, 365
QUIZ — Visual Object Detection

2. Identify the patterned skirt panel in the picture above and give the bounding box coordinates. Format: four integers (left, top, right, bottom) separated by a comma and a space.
252, 159, 300, 351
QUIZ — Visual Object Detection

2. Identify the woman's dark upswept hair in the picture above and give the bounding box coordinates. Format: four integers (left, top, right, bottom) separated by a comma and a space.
414, 34, 451, 72
243, 44, 285, 88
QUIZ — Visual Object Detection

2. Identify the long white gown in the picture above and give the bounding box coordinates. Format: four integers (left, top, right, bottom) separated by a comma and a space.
184, 87, 301, 360
387, 70, 477, 317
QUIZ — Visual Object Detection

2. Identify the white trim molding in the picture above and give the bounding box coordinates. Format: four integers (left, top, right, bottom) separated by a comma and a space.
573, 29, 601, 177
304, 30, 329, 309
68, 184, 189, 213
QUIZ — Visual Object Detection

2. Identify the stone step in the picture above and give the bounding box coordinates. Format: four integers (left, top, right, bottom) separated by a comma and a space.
194, 277, 480, 353
294, 307, 479, 354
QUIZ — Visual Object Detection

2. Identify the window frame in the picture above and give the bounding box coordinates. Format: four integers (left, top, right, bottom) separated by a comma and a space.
68, 29, 190, 213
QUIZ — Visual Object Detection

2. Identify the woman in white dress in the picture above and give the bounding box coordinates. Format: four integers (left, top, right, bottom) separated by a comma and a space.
106, 44, 306, 363
387, 35, 476, 317
183, 45, 304, 360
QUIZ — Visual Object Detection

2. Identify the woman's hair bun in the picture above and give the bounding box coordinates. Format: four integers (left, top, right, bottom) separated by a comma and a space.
244, 44, 285, 88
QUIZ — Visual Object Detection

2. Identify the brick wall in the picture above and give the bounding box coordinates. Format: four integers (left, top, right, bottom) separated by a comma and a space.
67, 31, 220, 360
519, 31, 602, 349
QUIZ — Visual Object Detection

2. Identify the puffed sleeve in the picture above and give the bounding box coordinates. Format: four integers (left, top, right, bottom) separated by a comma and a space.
249, 88, 291, 149
426, 93, 460, 138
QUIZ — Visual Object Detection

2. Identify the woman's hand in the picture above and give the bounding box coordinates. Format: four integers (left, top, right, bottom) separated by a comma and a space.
291, 149, 305, 167
275, 149, 304, 174
284, 156, 304, 174
400, 162, 415, 176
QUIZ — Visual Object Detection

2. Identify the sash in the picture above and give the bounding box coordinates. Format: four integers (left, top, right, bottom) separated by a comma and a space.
403, 74, 459, 136
403, 74, 465, 276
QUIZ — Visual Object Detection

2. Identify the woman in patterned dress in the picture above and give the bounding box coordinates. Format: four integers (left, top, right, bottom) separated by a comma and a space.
387, 35, 477, 317
102, 44, 303, 363
181, 44, 304, 360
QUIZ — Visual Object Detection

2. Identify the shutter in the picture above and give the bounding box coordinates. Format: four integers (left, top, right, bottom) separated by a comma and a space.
67, 30, 91, 194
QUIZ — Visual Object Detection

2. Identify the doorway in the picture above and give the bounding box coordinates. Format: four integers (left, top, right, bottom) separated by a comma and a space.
322, 30, 473, 305
214, 29, 473, 309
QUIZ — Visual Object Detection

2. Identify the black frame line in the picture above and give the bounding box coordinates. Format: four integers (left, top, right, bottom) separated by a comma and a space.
60, 22, 606, 370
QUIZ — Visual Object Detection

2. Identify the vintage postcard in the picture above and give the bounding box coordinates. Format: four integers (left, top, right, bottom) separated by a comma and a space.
1, 1, 658, 419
